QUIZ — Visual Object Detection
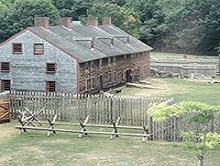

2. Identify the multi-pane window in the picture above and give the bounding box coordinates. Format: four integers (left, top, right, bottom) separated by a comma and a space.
120, 72, 124, 81
108, 72, 116, 83
91, 77, 95, 89
12, 43, 22, 54
102, 58, 108, 66
1, 62, 10, 72
34, 43, 44, 55
113, 72, 116, 82
1, 80, 11, 91
86, 78, 92, 91
46, 81, 56, 92
46, 63, 56, 73
108, 72, 112, 83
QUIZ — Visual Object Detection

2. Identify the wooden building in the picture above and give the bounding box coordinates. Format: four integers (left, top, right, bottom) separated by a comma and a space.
0, 17, 152, 94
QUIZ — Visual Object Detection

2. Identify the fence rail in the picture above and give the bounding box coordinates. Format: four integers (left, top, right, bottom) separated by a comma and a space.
10, 91, 169, 126
11, 91, 220, 141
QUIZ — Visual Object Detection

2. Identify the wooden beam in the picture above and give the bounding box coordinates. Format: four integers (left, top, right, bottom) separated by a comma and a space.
47, 114, 57, 136
18, 118, 27, 132
142, 126, 149, 142
15, 126, 150, 137
0, 112, 9, 119
79, 116, 89, 137
110, 117, 121, 139
21, 120, 145, 129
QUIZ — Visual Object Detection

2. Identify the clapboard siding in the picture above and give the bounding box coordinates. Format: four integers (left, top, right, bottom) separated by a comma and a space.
0, 30, 77, 93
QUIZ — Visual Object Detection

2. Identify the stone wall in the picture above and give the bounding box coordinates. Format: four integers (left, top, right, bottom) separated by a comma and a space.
151, 62, 216, 78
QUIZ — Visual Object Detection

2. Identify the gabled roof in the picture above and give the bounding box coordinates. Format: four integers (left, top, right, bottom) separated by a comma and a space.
2, 23, 152, 63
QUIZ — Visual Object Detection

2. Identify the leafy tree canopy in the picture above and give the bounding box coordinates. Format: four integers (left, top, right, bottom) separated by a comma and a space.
148, 101, 220, 166
1, 0, 220, 55
0, 0, 59, 42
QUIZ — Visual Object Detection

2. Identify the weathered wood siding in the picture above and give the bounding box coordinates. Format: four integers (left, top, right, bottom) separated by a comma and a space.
0, 30, 77, 93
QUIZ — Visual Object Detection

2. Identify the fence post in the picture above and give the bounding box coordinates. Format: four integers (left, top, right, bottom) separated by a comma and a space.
148, 116, 153, 140
110, 97, 113, 124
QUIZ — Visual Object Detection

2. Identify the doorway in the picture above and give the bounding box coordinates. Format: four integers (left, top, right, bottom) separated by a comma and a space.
125, 69, 132, 83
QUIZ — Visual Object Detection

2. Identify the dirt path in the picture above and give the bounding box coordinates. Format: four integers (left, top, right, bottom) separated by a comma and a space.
116, 78, 187, 97
0, 122, 18, 138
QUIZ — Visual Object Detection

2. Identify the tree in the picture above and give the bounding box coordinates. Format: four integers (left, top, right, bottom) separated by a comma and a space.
148, 101, 220, 166
52, 0, 94, 20
0, 1, 11, 35
0, 0, 60, 42
166, 0, 220, 55
127, 0, 167, 46
87, 2, 141, 38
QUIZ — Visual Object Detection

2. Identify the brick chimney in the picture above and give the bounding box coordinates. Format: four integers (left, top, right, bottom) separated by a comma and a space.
87, 17, 98, 26
58, 17, 72, 28
34, 17, 49, 29
102, 16, 112, 25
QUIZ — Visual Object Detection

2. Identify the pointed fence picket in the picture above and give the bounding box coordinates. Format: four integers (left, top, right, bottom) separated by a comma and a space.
9, 90, 193, 141
10, 91, 168, 125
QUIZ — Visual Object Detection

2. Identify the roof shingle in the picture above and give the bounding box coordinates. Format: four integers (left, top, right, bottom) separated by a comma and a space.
28, 24, 152, 62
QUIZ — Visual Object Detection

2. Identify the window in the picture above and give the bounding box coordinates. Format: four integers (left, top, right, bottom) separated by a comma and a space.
46, 81, 56, 92
102, 58, 108, 66
86, 78, 92, 91
108, 72, 116, 83
1, 80, 11, 91
46, 63, 56, 74
34, 43, 44, 55
93, 59, 99, 68
108, 57, 114, 66
113, 72, 116, 82
1, 62, 10, 72
126, 54, 131, 59
120, 72, 124, 81
91, 77, 95, 89
108, 72, 112, 83
116, 55, 124, 61
135, 66, 140, 76
12, 43, 22, 54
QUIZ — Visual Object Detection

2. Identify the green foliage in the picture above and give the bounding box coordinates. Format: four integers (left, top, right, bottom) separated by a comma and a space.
0, 0, 59, 42
148, 100, 220, 166
128, 0, 167, 44
148, 103, 183, 122
149, 101, 220, 123
1, 0, 220, 55
181, 131, 220, 156
87, 2, 141, 38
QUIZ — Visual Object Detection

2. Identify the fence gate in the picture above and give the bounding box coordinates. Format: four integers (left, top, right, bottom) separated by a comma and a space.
0, 99, 10, 123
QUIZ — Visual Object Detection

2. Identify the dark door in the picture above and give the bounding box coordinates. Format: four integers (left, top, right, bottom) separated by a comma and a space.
125, 69, 132, 83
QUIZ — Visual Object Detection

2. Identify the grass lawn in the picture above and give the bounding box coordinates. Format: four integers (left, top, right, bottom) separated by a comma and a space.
164, 78, 220, 105
151, 52, 219, 61
1, 122, 220, 166
117, 78, 220, 105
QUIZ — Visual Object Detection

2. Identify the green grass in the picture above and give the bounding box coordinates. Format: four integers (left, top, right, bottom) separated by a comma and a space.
118, 78, 220, 106
1, 122, 220, 166
151, 52, 219, 61
163, 78, 220, 105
